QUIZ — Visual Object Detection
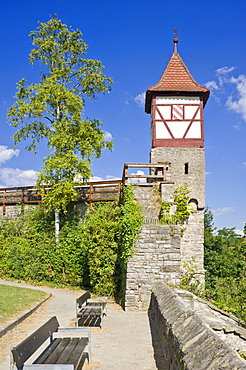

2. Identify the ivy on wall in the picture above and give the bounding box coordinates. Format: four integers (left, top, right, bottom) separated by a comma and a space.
159, 184, 192, 226
117, 185, 144, 304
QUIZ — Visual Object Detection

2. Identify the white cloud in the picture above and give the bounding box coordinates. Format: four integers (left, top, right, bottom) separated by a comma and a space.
243, 162, 246, 167
128, 170, 147, 183
205, 81, 219, 90
206, 66, 246, 123
104, 131, 113, 141
0, 145, 19, 164
105, 175, 121, 181
226, 75, 246, 122
216, 66, 235, 75
90, 170, 144, 184
234, 228, 244, 236
90, 175, 121, 182
212, 207, 235, 216
232, 122, 243, 130
134, 92, 145, 107
90, 175, 104, 182
0, 167, 37, 187
73, 173, 121, 184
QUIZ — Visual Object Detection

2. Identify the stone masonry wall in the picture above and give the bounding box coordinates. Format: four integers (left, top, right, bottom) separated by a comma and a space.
180, 209, 205, 281
150, 147, 205, 208
0, 204, 37, 219
0, 203, 88, 220
125, 185, 205, 310
125, 224, 181, 311
149, 283, 246, 369
132, 184, 162, 220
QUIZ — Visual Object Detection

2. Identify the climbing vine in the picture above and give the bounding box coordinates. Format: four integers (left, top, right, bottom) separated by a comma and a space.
159, 184, 192, 226
116, 185, 144, 303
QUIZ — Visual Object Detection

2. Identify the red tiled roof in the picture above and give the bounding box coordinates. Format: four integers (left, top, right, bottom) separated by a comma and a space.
148, 52, 209, 92
145, 51, 210, 113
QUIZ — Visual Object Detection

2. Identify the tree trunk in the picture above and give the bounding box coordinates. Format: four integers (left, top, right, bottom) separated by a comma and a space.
55, 209, 60, 243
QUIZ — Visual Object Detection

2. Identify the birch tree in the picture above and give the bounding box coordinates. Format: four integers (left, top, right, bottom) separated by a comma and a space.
7, 15, 113, 235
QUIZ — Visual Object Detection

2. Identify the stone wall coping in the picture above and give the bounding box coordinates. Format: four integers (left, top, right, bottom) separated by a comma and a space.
173, 287, 246, 331
152, 283, 246, 369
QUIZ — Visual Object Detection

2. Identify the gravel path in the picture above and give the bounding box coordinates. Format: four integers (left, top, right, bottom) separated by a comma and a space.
0, 279, 157, 370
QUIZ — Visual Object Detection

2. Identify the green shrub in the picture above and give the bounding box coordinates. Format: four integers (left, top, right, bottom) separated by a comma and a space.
80, 201, 121, 296
204, 208, 246, 322
0, 185, 143, 300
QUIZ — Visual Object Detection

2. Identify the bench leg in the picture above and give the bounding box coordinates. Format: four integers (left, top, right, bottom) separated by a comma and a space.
87, 329, 92, 364
10, 351, 17, 370
75, 301, 79, 328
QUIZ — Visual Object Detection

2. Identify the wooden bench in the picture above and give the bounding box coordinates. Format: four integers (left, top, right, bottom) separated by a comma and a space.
10, 316, 91, 370
76, 291, 107, 328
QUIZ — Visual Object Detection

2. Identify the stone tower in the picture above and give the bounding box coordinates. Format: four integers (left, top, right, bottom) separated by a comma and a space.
125, 38, 210, 311
145, 37, 210, 277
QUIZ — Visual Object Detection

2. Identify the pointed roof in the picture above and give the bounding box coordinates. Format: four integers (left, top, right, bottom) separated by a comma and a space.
145, 43, 210, 113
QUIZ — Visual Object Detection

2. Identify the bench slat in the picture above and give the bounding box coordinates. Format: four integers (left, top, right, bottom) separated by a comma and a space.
11, 316, 59, 368
42, 338, 70, 364
56, 338, 79, 364
56, 338, 87, 369
86, 301, 106, 308
23, 365, 74, 369
78, 306, 101, 313
66, 338, 88, 369
77, 307, 102, 316
34, 338, 61, 364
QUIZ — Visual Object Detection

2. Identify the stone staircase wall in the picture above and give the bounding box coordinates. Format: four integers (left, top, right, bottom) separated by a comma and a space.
125, 224, 181, 311
125, 184, 205, 311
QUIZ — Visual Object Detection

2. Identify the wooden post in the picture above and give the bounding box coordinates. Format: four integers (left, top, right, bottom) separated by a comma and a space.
21, 189, 25, 214
124, 165, 128, 185
89, 184, 93, 210
3, 190, 6, 216
163, 166, 167, 181
117, 182, 121, 195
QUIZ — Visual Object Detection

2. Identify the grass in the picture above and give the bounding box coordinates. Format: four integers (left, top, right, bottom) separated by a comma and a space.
0, 284, 48, 327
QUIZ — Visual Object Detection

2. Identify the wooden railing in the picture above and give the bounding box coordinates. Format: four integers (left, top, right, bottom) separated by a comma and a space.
0, 163, 170, 215
76, 180, 122, 209
122, 163, 169, 185
0, 180, 122, 215
0, 186, 42, 215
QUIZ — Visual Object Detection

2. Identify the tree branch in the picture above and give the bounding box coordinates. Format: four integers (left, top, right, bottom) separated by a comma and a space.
43, 116, 54, 124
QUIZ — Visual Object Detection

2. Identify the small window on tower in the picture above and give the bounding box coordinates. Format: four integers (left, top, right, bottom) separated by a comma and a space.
185, 163, 189, 174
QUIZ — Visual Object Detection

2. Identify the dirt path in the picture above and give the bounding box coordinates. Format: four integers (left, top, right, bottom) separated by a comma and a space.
0, 280, 157, 370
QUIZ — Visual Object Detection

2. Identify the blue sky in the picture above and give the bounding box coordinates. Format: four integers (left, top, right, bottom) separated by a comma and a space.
0, 0, 245, 233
